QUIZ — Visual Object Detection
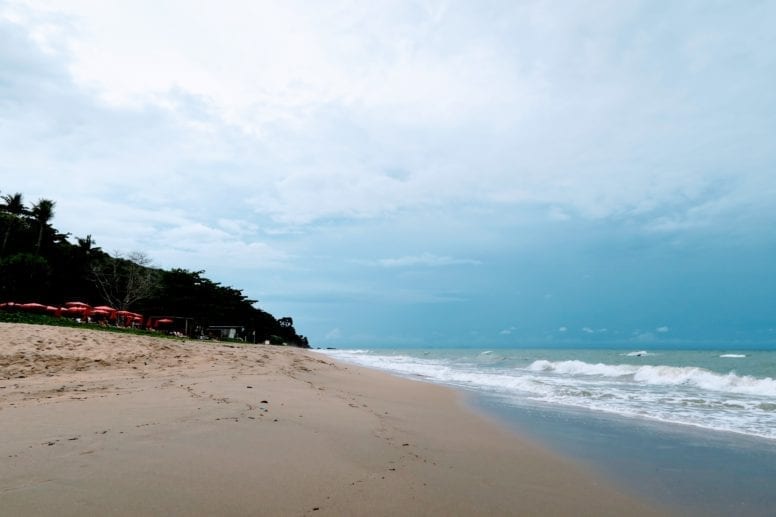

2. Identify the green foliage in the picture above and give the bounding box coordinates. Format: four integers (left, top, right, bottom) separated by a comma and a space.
0, 253, 51, 301
92, 251, 157, 310
0, 187, 309, 347
138, 268, 306, 345
0, 310, 72, 326
31, 198, 56, 253
1, 194, 30, 257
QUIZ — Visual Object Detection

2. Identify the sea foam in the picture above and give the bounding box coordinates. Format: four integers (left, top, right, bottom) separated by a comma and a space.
527, 359, 776, 397
318, 348, 776, 440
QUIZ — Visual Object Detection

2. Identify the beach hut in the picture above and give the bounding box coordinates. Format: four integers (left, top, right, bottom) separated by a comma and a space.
206, 325, 245, 341
147, 316, 195, 337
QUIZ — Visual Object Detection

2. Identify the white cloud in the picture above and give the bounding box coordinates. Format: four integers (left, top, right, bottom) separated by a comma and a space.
3, 0, 774, 231
217, 218, 259, 236
323, 328, 342, 340
582, 327, 595, 334
634, 332, 656, 343
656, 326, 670, 333
375, 253, 481, 268
3, 1, 776, 345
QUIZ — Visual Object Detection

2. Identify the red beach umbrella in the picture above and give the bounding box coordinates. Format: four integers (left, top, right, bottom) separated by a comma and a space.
45, 306, 63, 317
115, 310, 140, 326
20, 303, 47, 312
65, 301, 91, 308
94, 306, 117, 320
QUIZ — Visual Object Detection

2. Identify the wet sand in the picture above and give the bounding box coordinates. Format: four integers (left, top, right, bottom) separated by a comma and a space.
0, 323, 665, 516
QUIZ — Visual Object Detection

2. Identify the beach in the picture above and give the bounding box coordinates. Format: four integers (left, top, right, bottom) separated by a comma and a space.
0, 323, 662, 516
319, 346, 776, 516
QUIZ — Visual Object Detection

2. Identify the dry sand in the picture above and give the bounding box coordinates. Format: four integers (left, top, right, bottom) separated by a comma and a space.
0, 323, 667, 516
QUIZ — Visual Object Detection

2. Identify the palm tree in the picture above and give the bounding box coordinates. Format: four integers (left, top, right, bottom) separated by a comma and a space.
76, 234, 100, 256
1, 192, 26, 256
1, 192, 26, 214
31, 198, 55, 254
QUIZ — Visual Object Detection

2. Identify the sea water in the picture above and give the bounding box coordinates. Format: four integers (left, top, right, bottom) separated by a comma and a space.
316, 346, 776, 515
317, 347, 776, 440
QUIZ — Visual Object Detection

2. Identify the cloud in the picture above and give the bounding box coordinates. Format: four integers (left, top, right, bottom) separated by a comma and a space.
634, 332, 656, 343
375, 253, 481, 268
656, 326, 670, 333
582, 327, 595, 334
323, 328, 342, 341
3, 2, 776, 345
3, 1, 774, 232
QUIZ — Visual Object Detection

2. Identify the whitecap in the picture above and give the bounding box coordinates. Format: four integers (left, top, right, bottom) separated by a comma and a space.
528, 359, 776, 397
528, 359, 638, 377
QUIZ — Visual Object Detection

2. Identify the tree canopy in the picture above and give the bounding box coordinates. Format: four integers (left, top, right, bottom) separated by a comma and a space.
0, 189, 308, 347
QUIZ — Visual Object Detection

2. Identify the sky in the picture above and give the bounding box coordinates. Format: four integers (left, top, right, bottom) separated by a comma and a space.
1, 0, 775, 347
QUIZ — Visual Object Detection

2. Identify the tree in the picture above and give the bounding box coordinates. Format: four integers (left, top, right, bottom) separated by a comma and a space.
76, 234, 101, 258
92, 251, 157, 310
1, 192, 26, 256
0, 189, 309, 346
0, 253, 51, 301
30, 198, 55, 254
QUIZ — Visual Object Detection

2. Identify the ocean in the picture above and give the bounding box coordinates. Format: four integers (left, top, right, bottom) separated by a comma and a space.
316, 346, 776, 515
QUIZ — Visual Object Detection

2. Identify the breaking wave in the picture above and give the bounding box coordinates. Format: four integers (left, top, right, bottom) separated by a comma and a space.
527, 360, 776, 397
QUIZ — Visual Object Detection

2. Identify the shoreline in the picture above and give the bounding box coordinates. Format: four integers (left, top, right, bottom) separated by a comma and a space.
320, 347, 776, 516
469, 391, 776, 517
1, 323, 664, 515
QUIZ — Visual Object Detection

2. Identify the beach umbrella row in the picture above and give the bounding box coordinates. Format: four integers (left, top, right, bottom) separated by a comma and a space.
1, 301, 144, 325
0, 302, 56, 315
0, 302, 191, 335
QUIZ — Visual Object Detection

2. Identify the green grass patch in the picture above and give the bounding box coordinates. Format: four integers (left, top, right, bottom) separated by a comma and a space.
0, 310, 175, 338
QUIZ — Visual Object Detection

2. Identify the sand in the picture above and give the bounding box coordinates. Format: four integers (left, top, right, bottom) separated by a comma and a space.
0, 323, 666, 516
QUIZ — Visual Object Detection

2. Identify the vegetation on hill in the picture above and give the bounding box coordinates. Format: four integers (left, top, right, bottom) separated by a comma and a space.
0, 190, 308, 347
